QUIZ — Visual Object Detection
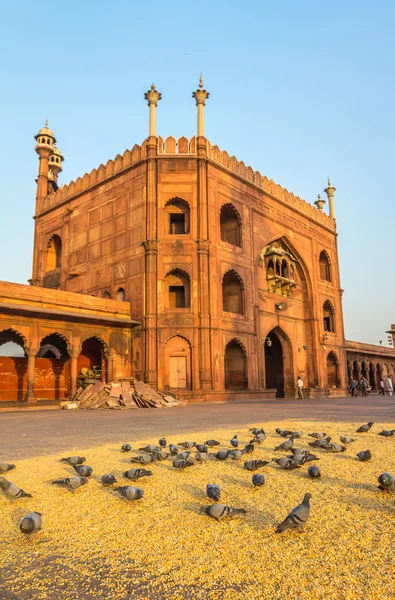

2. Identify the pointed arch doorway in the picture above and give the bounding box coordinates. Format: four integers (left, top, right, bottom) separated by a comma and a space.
264, 327, 293, 398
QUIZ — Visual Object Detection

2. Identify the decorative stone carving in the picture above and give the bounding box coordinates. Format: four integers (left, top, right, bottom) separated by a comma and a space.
263, 241, 297, 297
143, 240, 158, 254
113, 262, 127, 280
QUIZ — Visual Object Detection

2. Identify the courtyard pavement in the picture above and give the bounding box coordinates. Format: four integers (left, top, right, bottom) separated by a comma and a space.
1, 394, 394, 459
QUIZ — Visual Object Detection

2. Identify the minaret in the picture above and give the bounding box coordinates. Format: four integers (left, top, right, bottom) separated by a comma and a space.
48, 145, 64, 190
144, 84, 162, 137
34, 120, 56, 211
324, 177, 336, 219
192, 74, 209, 137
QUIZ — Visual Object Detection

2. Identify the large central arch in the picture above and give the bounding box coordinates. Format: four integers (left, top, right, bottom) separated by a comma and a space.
264, 327, 293, 398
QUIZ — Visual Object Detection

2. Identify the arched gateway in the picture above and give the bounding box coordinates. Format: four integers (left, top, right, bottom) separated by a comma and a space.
264, 327, 293, 398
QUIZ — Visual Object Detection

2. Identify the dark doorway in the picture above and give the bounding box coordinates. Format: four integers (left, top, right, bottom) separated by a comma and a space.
224, 340, 247, 390
369, 363, 376, 390
265, 331, 284, 397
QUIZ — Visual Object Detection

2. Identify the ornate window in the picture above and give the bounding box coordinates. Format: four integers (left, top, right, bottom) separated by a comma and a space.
220, 204, 241, 247
165, 198, 190, 234
323, 300, 335, 332
116, 288, 125, 302
103, 291, 111, 299
264, 241, 297, 297
319, 251, 331, 282
222, 270, 244, 314
165, 270, 190, 309
45, 235, 62, 272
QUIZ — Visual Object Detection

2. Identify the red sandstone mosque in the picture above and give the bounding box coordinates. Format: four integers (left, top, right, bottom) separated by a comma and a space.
0, 77, 394, 404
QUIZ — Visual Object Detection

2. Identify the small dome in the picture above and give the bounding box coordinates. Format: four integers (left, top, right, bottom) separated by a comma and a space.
34, 120, 56, 144
50, 145, 64, 162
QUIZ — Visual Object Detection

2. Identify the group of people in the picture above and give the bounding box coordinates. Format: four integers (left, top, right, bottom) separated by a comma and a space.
348, 376, 393, 397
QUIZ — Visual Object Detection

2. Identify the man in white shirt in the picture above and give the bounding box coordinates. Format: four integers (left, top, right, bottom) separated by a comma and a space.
296, 376, 304, 399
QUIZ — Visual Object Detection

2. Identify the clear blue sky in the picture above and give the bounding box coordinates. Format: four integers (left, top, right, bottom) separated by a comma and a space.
0, 0, 393, 345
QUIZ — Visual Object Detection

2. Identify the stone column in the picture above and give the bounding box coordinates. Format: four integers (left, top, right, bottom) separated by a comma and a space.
192, 74, 209, 137
144, 84, 162, 138
143, 239, 158, 387
324, 177, 336, 219
25, 350, 36, 403
107, 352, 116, 382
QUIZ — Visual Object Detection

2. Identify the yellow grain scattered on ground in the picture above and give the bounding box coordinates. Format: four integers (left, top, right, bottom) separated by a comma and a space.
0, 420, 394, 600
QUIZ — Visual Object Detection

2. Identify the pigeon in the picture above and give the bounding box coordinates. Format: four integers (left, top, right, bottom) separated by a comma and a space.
323, 443, 346, 453
205, 440, 220, 447
356, 422, 374, 433
275, 493, 311, 533
378, 430, 395, 437
178, 441, 196, 449
130, 454, 156, 465
159, 437, 167, 448
272, 457, 301, 470
200, 504, 247, 522
250, 427, 265, 435
228, 450, 245, 460
291, 431, 304, 438
0, 476, 32, 501
20, 512, 42, 535
60, 456, 86, 466
308, 432, 326, 439
0, 463, 16, 473
308, 437, 332, 448
115, 486, 144, 500
121, 444, 131, 453
307, 465, 321, 478
206, 483, 221, 501
252, 474, 265, 487
378, 472, 395, 492
340, 436, 355, 444
151, 450, 169, 461
52, 476, 88, 493
274, 436, 295, 451
139, 444, 160, 453
243, 443, 255, 454
214, 450, 229, 461
276, 428, 293, 438
172, 458, 194, 470
124, 468, 153, 480
195, 452, 209, 463
178, 451, 191, 460
356, 450, 372, 461
101, 474, 117, 486
169, 445, 179, 456
230, 435, 238, 448
244, 460, 269, 471
251, 432, 266, 444
196, 444, 208, 453
73, 465, 93, 477
290, 452, 319, 465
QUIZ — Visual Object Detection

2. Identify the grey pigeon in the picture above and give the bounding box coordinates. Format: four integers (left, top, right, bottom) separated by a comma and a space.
356, 422, 374, 433
272, 457, 301, 470
356, 449, 372, 461
307, 465, 321, 478
116, 486, 144, 500
214, 450, 229, 461
60, 456, 86, 466
340, 436, 355, 444
230, 435, 238, 448
229, 450, 245, 460
0, 476, 32, 501
195, 452, 209, 463
52, 476, 88, 493
291, 431, 304, 438
20, 512, 42, 535
252, 474, 265, 487
124, 468, 153, 481
73, 465, 93, 477
173, 458, 194, 470
0, 463, 15, 473
276, 428, 293, 438
101, 474, 117, 486
205, 440, 220, 447
159, 437, 167, 448
308, 436, 331, 448
139, 444, 160, 453
169, 445, 179, 456
244, 459, 269, 471
178, 441, 196, 449
274, 436, 295, 451
196, 444, 208, 453
378, 472, 395, 492
250, 427, 265, 435
200, 504, 247, 522
130, 454, 156, 465
151, 450, 169, 461
290, 452, 319, 465
275, 493, 311, 533
121, 443, 131, 452
378, 430, 395, 437
206, 483, 221, 501
243, 443, 255, 454
251, 432, 266, 444
308, 432, 326, 439
323, 443, 346, 453
178, 451, 191, 460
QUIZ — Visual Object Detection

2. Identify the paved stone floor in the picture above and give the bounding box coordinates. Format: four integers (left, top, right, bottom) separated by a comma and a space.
1, 394, 394, 459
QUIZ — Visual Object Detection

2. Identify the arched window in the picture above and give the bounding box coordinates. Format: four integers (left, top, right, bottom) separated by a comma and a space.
103, 291, 111, 299
165, 270, 190, 309
47, 138, 51, 144
222, 270, 244, 314
323, 300, 335, 332
225, 339, 247, 389
220, 204, 241, 247
45, 235, 62, 272
165, 198, 190, 234
319, 251, 331, 282
327, 352, 339, 388
116, 288, 125, 301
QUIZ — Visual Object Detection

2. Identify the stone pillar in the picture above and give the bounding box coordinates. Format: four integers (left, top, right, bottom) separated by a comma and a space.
25, 350, 36, 403
144, 84, 162, 137
192, 74, 209, 137
324, 177, 336, 219
107, 353, 116, 382
143, 238, 158, 387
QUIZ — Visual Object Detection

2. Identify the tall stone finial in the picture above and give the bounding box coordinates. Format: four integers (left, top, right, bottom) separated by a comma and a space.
144, 84, 162, 137
192, 75, 209, 137
324, 177, 336, 219
45, 116, 48, 127
314, 193, 326, 211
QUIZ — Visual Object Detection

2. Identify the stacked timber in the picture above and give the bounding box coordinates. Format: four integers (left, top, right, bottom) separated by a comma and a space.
73, 379, 183, 409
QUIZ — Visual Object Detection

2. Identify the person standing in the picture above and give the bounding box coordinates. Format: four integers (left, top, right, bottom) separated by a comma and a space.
349, 378, 357, 397
360, 376, 368, 397
386, 377, 393, 397
296, 376, 304, 399
379, 379, 385, 395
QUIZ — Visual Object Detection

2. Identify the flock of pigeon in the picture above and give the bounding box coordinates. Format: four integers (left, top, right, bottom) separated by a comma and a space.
1, 420, 394, 536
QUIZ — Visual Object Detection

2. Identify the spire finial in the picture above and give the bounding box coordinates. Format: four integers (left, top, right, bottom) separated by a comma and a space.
45, 117, 48, 127
199, 73, 203, 88
327, 176, 331, 186
151, 83, 155, 90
